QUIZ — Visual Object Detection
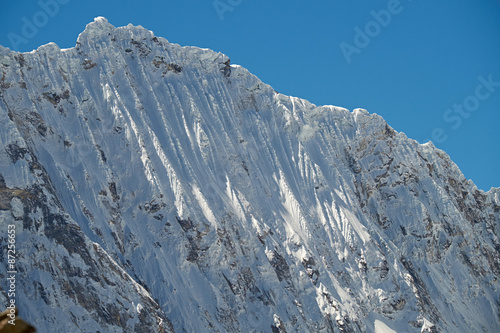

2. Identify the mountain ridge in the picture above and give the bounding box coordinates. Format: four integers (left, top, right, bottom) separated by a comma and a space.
0, 17, 499, 332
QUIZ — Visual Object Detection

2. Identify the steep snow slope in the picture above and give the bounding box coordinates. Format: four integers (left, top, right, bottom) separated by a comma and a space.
0, 17, 499, 332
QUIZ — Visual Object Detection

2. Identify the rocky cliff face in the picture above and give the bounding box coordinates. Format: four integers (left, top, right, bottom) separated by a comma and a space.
0, 17, 498, 332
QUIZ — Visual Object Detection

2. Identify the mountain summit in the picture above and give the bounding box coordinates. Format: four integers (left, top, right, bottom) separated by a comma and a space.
0, 17, 499, 332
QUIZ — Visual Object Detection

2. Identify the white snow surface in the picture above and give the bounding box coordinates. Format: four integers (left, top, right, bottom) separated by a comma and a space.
0, 17, 499, 332
374, 320, 396, 333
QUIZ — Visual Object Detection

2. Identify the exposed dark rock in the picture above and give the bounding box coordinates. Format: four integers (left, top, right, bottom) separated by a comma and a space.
82, 58, 97, 69
271, 314, 287, 333
43, 89, 70, 107
220, 59, 231, 77
302, 256, 320, 284
152, 56, 182, 74
5, 143, 28, 163
108, 182, 119, 202
400, 256, 440, 323
270, 251, 292, 283
130, 39, 151, 57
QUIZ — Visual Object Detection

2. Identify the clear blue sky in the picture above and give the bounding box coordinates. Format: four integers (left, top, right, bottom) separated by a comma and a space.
1, 0, 499, 191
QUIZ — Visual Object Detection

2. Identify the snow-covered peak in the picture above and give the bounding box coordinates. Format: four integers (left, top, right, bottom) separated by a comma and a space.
76, 16, 116, 43
0, 19, 498, 333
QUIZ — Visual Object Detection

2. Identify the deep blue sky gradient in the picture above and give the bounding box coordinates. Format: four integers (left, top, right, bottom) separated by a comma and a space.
1, 0, 499, 190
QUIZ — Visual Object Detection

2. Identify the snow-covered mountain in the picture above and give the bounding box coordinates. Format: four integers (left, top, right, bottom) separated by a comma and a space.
0, 17, 499, 332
